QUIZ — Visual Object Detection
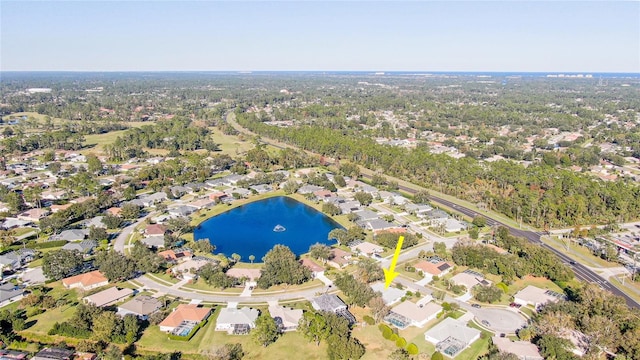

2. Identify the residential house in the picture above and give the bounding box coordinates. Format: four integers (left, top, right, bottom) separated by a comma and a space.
106, 207, 122, 217
338, 200, 361, 214
183, 182, 206, 193
141, 235, 165, 248
0, 349, 29, 359
443, 219, 467, 233
207, 191, 227, 202
145, 224, 167, 236
83, 287, 133, 307
159, 304, 211, 333
187, 198, 215, 210
404, 203, 433, 215
50, 229, 89, 242
414, 260, 454, 281
169, 186, 188, 198
491, 337, 543, 360
50, 204, 72, 213
0, 283, 24, 308
17, 208, 50, 222
171, 257, 216, 280
370, 282, 406, 305
41, 190, 66, 201
0, 249, 35, 271
269, 305, 303, 332
158, 248, 193, 263
30, 348, 75, 360
359, 219, 398, 233
300, 258, 324, 278
350, 241, 384, 257
249, 184, 272, 194
70, 196, 93, 205
449, 270, 491, 292
352, 209, 379, 222
328, 248, 352, 269
224, 188, 251, 198
62, 270, 109, 291
385, 300, 442, 329
297, 184, 324, 194
1, 218, 31, 229
424, 318, 481, 357
168, 206, 195, 217
226, 268, 261, 284
423, 209, 450, 225
83, 216, 106, 229
135, 192, 167, 207
117, 295, 163, 319
311, 294, 355, 324
215, 307, 260, 334
62, 240, 97, 254
513, 286, 565, 309
354, 182, 378, 196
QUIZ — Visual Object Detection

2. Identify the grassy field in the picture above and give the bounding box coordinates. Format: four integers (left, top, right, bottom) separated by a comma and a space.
136, 307, 330, 359
82, 130, 128, 154
542, 236, 618, 268
210, 130, 255, 156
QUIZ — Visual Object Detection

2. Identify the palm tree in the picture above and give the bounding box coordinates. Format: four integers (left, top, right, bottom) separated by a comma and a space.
231, 253, 241, 264
249, 255, 255, 264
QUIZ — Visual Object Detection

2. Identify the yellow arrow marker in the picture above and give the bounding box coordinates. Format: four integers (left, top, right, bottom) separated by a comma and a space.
383, 235, 404, 289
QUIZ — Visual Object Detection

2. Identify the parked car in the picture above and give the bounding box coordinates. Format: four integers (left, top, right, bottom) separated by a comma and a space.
472, 304, 481, 308
481, 320, 491, 326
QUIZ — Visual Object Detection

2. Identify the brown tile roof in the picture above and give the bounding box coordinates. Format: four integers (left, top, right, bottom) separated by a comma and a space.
159, 304, 210, 328
300, 258, 324, 273
145, 224, 167, 235
62, 270, 108, 288
414, 261, 454, 276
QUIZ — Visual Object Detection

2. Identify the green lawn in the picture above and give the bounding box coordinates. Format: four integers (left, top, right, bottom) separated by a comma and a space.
20, 304, 77, 343
82, 130, 129, 153
210, 130, 255, 156
137, 307, 330, 359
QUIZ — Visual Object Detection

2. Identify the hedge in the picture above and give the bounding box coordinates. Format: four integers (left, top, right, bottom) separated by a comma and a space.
363, 315, 375, 325
28, 240, 68, 249
395, 337, 407, 348
407, 343, 419, 355
167, 319, 208, 341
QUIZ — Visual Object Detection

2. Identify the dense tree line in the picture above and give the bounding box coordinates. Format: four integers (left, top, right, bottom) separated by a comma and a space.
49, 304, 141, 344
334, 273, 377, 307
237, 111, 640, 228
530, 283, 640, 359
298, 310, 365, 360
451, 228, 573, 283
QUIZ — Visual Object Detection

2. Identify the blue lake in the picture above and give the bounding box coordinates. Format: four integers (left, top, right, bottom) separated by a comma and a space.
194, 196, 342, 260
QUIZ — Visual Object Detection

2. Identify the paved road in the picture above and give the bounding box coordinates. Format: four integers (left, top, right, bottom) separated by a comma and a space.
395, 277, 526, 334
227, 112, 640, 308
113, 213, 154, 253
135, 274, 335, 303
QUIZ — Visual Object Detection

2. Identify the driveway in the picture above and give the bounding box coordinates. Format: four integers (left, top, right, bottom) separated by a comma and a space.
113, 212, 155, 253
457, 303, 527, 334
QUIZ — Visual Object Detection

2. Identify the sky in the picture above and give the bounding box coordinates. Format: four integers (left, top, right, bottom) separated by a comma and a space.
1, 1, 639, 72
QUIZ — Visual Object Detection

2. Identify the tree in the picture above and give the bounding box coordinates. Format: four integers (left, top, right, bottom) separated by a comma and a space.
95, 250, 135, 281
86, 154, 103, 174
472, 216, 487, 228
92, 311, 119, 342
102, 214, 122, 229
469, 227, 479, 240
355, 257, 384, 283
282, 180, 301, 195
231, 253, 241, 264
5, 192, 24, 213
334, 273, 376, 306
389, 348, 410, 360
298, 311, 329, 346
354, 192, 373, 206
367, 296, 390, 323
167, 217, 193, 237
334, 174, 346, 188
413, 190, 430, 204
204, 343, 244, 360
88, 226, 108, 241
257, 245, 311, 289
322, 202, 341, 216
431, 351, 445, 360
42, 249, 84, 280
123, 314, 140, 344
309, 243, 331, 263
130, 242, 164, 273
249, 255, 255, 263
326, 333, 365, 360
120, 203, 141, 220
473, 285, 503, 303
328, 228, 348, 245
193, 238, 215, 254
252, 312, 280, 347
100, 345, 123, 360
433, 241, 447, 259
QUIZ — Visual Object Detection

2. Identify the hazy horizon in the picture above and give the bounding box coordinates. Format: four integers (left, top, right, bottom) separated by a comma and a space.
2, 1, 639, 73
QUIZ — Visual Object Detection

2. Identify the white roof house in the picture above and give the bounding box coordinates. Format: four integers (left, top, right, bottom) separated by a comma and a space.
424, 318, 481, 357
491, 337, 544, 360
350, 241, 384, 256
269, 305, 303, 332
371, 282, 406, 305
215, 307, 260, 334
513, 285, 565, 308
449, 270, 491, 291
386, 300, 442, 328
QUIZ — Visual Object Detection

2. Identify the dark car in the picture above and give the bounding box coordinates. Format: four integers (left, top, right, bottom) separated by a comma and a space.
472, 304, 481, 308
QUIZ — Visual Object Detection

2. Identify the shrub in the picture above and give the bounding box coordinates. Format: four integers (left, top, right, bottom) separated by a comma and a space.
496, 282, 509, 292
389, 333, 399, 342
396, 337, 407, 348
406, 343, 419, 355
382, 326, 393, 339
28, 240, 67, 249
363, 315, 375, 325
431, 351, 444, 360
